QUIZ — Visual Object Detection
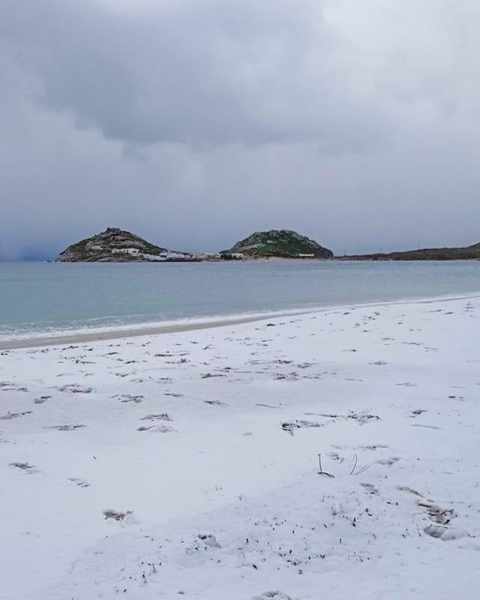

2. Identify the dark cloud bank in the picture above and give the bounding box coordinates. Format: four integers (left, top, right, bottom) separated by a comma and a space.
1, 0, 480, 259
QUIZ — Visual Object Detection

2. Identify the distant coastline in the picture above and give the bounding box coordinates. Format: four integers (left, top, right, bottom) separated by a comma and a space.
338, 242, 480, 261
53, 227, 480, 263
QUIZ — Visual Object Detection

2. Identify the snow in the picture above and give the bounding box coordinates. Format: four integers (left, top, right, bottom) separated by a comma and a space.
103, 249, 194, 261
142, 252, 168, 261
1, 296, 480, 599
111, 248, 141, 256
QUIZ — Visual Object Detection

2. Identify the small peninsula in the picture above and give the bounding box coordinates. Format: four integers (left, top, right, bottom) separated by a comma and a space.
56, 228, 197, 263
222, 230, 333, 259
340, 241, 480, 261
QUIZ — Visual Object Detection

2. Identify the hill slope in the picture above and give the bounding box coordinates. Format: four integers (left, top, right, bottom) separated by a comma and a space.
224, 230, 333, 259
56, 228, 194, 262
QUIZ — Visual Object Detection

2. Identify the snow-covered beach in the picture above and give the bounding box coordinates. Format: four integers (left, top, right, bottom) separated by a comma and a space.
1, 295, 480, 599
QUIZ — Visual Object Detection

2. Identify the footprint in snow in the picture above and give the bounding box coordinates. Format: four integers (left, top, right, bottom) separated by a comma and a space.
34, 396, 51, 404
57, 384, 93, 394
45, 425, 86, 431
424, 524, 468, 541
103, 509, 133, 522
137, 424, 174, 433
68, 478, 90, 488
0, 411, 32, 420
360, 482, 379, 495
117, 394, 143, 403
252, 593, 293, 600
204, 400, 227, 406
10, 462, 38, 474
140, 413, 172, 422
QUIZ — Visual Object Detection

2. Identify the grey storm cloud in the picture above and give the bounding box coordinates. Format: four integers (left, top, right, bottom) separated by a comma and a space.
0, 0, 386, 148
1, 0, 480, 259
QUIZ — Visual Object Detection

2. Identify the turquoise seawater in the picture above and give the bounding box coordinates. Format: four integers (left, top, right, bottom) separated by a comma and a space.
1, 260, 479, 339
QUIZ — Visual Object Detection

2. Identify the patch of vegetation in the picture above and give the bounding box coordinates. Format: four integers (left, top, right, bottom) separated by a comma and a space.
225, 230, 333, 258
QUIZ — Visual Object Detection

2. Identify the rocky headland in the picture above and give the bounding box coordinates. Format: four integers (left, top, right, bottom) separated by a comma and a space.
56, 228, 197, 263
222, 230, 333, 259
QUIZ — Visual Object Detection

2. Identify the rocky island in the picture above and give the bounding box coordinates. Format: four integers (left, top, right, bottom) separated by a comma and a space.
221, 230, 333, 259
56, 228, 334, 262
56, 228, 197, 262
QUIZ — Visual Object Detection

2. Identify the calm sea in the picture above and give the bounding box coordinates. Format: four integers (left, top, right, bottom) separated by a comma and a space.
1, 260, 479, 340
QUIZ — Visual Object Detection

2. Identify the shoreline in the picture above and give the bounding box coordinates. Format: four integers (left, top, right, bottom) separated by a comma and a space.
2, 291, 480, 351
0, 310, 311, 351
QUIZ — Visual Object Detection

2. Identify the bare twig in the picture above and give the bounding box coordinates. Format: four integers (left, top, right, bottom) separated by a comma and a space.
317, 453, 335, 478
350, 454, 358, 475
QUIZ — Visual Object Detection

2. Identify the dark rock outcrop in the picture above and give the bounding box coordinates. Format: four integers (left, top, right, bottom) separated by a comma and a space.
56, 228, 195, 262
223, 230, 333, 259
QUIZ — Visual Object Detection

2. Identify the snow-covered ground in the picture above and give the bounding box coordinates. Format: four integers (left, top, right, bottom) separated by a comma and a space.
1, 296, 480, 599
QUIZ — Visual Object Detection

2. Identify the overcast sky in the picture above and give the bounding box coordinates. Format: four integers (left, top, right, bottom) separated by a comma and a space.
1, 0, 480, 259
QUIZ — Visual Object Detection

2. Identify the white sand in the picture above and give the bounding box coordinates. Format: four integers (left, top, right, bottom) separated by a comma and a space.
1, 296, 479, 599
